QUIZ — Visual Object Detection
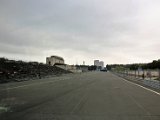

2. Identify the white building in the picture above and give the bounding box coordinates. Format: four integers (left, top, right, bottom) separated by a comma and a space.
46, 56, 64, 66
94, 60, 100, 66
94, 60, 104, 69
99, 61, 104, 68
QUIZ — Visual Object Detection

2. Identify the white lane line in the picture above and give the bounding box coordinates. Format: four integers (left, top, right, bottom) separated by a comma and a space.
0, 79, 66, 91
122, 78, 160, 96
111, 73, 160, 96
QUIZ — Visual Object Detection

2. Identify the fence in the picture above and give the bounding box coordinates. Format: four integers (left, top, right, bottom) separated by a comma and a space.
123, 69, 160, 80
115, 69, 160, 89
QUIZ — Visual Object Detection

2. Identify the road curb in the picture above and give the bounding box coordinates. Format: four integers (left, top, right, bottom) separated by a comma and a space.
111, 72, 160, 94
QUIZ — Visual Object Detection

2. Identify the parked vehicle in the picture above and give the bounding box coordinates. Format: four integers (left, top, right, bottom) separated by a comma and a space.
100, 68, 107, 72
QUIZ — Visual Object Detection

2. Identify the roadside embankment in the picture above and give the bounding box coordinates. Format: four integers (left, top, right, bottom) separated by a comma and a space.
0, 58, 72, 83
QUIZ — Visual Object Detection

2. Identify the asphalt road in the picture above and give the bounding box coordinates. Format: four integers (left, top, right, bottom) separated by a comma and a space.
0, 72, 160, 120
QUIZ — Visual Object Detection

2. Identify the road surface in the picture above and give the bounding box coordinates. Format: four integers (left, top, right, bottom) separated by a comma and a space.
0, 72, 160, 120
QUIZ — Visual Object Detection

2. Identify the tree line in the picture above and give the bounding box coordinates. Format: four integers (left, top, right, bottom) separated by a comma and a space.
106, 59, 160, 70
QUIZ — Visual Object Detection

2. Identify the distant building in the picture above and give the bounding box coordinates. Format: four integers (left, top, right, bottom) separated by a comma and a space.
94, 60, 99, 66
76, 65, 89, 72
55, 64, 82, 73
80, 66, 89, 72
46, 56, 64, 66
94, 60, 104, 70
99, 61, 104, 68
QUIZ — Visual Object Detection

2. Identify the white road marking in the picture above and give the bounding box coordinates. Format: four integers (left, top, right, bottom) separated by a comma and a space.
122, 77, 160, 96
111, 73, 160, 96
0, 79, 67, 91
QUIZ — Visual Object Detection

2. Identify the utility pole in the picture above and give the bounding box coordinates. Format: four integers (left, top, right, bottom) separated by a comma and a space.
159, 69, 160, 81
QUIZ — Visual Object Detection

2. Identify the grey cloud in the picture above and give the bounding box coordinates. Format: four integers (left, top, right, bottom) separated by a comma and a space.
0, 0, 160, 64
0, 42, 42, 56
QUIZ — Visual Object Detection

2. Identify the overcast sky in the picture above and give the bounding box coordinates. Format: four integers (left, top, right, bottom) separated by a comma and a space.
0, 0, 160, 65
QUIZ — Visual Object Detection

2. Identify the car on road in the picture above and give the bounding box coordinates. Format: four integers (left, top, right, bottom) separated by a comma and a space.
100, 68, 107, 72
